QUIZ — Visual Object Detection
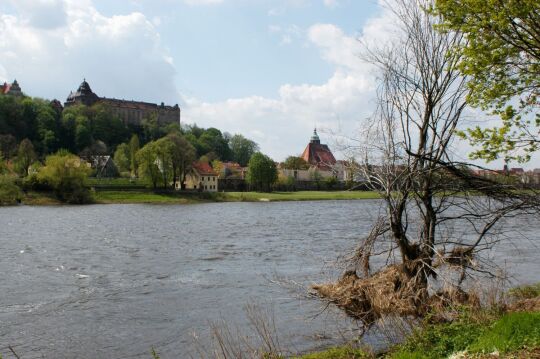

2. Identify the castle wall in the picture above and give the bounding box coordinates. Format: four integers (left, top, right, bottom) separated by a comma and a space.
100, 99, 180, 127
64, 80, 180, 127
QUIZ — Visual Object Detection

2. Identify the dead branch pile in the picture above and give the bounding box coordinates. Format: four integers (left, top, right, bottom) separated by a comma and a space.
312, 263, 429, 325
312, 264, 480, 326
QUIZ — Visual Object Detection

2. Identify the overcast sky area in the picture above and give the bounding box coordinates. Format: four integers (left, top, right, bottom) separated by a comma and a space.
0, 0, 536, 168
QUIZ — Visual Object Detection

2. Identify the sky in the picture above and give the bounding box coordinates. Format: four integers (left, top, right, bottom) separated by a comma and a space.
0, 0, 536, 168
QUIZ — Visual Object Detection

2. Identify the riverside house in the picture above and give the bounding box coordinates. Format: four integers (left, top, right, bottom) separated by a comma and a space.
184, 161, 219, 192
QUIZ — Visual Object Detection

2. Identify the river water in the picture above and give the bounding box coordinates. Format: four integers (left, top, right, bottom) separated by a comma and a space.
0, 200, 539, 358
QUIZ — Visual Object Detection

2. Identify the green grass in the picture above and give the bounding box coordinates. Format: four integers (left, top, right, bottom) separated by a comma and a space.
222, 191, 380, 202
93, 190, 380, 204
387, 311, 540, 358
94, 191, 203, 204
295, 346, 370, 359
468, 311, 540, 354
87, 177, 147, 187
299, 308, 540, 359
387, 318, 484, 359
15, 189, 380, 205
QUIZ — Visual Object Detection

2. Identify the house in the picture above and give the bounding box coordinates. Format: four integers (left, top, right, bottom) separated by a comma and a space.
221, 161, 247, 179
184, 161, 219, 192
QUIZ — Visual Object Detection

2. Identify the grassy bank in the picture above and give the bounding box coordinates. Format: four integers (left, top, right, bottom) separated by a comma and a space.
222, 191, 381, 202
14, 190, 381, 205
297, 311, 540, 359
94, 190, 380, 204
299, 284, 540, 359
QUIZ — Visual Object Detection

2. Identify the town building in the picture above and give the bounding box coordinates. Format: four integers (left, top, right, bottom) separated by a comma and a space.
64, 79, 180, 127
301, 128, 337, 170
221, 161, 247, 179
0, 80, 23, 97
184, 161, 219, 192
280, 129, 346, 181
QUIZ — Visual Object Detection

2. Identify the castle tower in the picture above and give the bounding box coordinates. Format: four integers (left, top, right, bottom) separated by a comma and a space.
65, 79, 99, 107
1, 79, 23, 97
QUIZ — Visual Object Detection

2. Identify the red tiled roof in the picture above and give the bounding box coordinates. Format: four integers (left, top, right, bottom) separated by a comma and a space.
1, 82, 10, 94
222, 161, 242, 169
192, 161, 217, 176
301, 143, 337, 169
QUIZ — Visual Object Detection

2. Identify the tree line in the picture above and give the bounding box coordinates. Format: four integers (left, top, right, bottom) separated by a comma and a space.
0, 95, 266, 203
0, 96, 260, 166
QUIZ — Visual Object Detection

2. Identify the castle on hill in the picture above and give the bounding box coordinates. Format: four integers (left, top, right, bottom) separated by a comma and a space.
64, 79, 180, 127
1, 78, 180, 128
0, 80, 23, 97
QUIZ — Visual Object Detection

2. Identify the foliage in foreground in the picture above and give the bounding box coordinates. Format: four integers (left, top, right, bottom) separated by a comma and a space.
387, 311, 540, 359
434, 0, 540, 163
298, 311, 540, 359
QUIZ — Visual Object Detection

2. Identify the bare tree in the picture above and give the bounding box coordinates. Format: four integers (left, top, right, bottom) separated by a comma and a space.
313, 0, 538, 326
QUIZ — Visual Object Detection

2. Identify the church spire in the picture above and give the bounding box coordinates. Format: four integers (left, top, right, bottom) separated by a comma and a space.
310, 128, 320, 144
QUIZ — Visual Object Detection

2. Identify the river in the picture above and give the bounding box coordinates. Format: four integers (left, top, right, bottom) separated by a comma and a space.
0, 200, 539, 358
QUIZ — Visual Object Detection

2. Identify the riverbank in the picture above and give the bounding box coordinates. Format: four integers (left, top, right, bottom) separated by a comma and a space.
18, 190, 381, 205
298, 284, 540, 359
95, 190, 381, 204
300, 312, 540, 358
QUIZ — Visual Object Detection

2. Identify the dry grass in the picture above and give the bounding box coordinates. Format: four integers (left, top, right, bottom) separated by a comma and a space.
311, 262, 480, 327
311, 264, 428, 325
507, 297, 540, 313
190, 303, 285, 359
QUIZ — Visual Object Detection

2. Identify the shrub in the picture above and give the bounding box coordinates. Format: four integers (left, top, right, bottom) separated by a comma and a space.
37, 150, 93, 204
325, 176, 338, 190
0, 175, 22, 205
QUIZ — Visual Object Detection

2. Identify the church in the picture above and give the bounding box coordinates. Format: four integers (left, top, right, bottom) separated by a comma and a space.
300, 128, 337, 170
64, 79, 180, 127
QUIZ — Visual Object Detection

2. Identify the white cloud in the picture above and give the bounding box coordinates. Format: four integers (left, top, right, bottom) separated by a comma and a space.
0, 0, 179, 104
183, 21, 380, 161
268, 0, 310, 17
308, 23, 363, 71
323, 0, 339, 8
183, 0, 224, 5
